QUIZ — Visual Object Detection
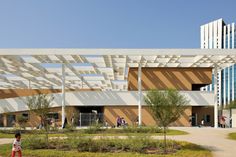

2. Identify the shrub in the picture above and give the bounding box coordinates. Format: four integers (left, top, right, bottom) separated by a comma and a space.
21, 134, 181, 155
123, 126, 161, 133
82, 123, 103, 134
23, 136, 47, 149
16, 115, 28, 130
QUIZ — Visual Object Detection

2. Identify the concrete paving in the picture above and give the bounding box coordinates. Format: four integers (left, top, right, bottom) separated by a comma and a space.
0, 127, 236, 157
0, 138, 13, 145
164, 127, 236, 157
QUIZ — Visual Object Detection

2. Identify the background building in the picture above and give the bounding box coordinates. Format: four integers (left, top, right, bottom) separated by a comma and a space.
200, 19, 236, 107
201, 18, 235, 49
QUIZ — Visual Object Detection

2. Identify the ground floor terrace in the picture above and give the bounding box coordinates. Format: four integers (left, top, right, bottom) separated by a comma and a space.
0, 105, 215, 128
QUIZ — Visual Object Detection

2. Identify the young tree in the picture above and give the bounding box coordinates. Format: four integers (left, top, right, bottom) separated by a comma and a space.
25, 94, 54, 147
227, 100, 236, 109
16, 115, 28, 130
225, 100, 236, 127
144, 89, 189, 153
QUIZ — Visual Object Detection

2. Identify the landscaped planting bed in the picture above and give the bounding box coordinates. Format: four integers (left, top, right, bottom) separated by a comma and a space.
0, 126, 188, 139
0, 135, 212, 157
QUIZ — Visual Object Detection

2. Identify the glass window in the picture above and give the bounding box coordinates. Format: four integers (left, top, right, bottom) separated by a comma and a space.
47, 112, 59, 120
205, 115, 211, 123
7, 114, 16, 127
230, 33, 232, 48
226, 34, 229, 48
22, 113, 29, 121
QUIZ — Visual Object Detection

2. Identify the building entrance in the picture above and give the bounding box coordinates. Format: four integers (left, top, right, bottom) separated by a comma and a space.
77, 106, 104, 127
0, 114, 3, 127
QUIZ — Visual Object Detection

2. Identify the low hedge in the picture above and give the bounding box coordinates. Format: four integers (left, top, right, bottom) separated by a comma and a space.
22, 135, 180, 154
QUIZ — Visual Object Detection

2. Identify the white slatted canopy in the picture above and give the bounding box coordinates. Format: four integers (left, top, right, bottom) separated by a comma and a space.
0, 49, 235, 90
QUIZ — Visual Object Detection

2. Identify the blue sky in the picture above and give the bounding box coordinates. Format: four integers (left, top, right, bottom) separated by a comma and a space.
0, 0, 235, 48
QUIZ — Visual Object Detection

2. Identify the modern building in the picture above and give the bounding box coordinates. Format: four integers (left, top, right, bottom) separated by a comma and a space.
0, 49, 235, 128
201, 18, 235, 49
200, 19, 236, 107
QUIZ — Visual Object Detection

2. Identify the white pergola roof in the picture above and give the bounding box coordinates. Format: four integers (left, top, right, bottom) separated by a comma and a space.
0, 49, 235, 90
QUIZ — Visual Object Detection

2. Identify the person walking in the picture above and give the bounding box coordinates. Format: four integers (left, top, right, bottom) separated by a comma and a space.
62, 117, 68, 129
221, 116, 226, 128
71, 115, 75, 127
116, 116, 121, 127
201, 119, 205, 127
11, 132, 22, 157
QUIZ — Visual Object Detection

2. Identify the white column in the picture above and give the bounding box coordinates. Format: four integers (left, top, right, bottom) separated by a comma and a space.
223, 26, 226, 49
61, 64, 66, 128
223, 69, 226, 105
209, 22, 213, 49
214, 67, 218, 128
205, 24, 209, 48
138, 63, 142, 126
28, 80, 31, 89
228, 67, 230, 103
218, 71, 222, 106
232, 23, 235, 48
233, 65, 235, 101
218, 19, 223, 48
200, 25, 204, 48
227, 24, 231, 49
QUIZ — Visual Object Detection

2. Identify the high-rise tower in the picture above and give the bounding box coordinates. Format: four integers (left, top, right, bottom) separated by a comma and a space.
201, 19, 236, 107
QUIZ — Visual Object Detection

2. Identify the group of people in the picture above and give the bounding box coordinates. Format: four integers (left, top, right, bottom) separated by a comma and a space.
116, 116, 127, 127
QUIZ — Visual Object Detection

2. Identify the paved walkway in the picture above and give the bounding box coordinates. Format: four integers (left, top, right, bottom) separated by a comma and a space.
0, 138, 12, 145
0, 127, 236, 157
164, 127, 236, 157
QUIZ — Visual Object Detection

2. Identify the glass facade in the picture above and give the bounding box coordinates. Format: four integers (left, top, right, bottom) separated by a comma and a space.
201, 64, 236, 105
201, 20, 236, 106
226, 34, 228, 48
230, 33, 232, 48
225, 26, 235, 49
226, 33, 234, 48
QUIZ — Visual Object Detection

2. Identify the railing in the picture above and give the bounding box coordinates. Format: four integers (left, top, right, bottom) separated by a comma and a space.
79, 113, 104, 127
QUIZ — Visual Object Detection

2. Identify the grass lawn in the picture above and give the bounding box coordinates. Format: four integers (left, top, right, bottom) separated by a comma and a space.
0, 143, 212, 157
228, 132, 236, 140
0, 129, 187, 139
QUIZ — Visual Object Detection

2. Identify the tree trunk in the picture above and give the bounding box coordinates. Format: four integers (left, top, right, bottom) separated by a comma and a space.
163, 127, 167, 154
42, 117, 49, 148
45, 129, 49, 149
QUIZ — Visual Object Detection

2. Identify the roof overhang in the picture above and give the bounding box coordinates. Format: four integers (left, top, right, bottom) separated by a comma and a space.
0, 49, 235, 90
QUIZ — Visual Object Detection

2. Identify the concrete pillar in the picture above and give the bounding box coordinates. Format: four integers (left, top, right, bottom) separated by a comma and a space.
61, 64, 66, 128
214, 67, 218, 128
138, 63, 142, 126
28, 80, 31, 89
223, 69, 226, 105
232, 109, 236, 128
3, 114, 7, 127
232, 65, 235, 101
228, 67, 230, 103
